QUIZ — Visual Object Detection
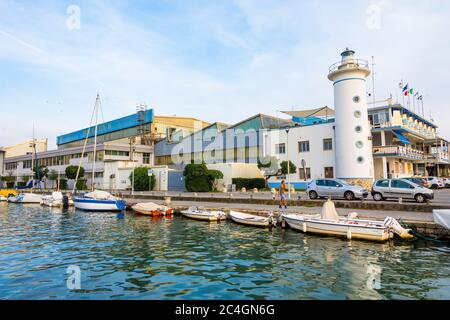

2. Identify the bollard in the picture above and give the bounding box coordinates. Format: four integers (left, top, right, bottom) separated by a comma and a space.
398, 197, 403, 204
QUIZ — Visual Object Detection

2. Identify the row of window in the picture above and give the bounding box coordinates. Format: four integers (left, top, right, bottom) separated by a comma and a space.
105, 150, 130, 157
276, 139, 333, 154
297, 167, 335, 180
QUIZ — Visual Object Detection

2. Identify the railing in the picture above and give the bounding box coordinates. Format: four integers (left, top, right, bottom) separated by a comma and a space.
373, 145, 425, 160
329, 59, 369, 74
370, 121, 436, 139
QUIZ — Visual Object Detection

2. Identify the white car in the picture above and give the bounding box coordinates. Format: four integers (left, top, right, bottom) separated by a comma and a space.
426, 177, 445, 189
444, 178, 450, 188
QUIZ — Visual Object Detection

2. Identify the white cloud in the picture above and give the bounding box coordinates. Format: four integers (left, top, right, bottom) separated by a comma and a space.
0, 0, 449, 149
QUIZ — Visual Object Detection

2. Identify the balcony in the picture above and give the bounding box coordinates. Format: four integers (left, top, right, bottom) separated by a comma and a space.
373, 145, 425, 161
371, 121, 436, 140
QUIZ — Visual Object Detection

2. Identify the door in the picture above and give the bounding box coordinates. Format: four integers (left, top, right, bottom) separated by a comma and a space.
315, 179, 329, 197
389, 179, 414, 199
168, 171, 186, 192
324, 167, 334, 179
326, 179, 342, 198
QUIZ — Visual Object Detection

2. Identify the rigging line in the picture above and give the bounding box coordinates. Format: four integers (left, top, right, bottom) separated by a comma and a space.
71, 96, 97, 195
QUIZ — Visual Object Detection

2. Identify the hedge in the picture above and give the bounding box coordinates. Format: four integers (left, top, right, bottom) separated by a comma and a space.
232, 178, 266, 190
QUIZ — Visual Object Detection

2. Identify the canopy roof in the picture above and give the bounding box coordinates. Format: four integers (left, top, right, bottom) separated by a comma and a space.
282, 106, 335, 118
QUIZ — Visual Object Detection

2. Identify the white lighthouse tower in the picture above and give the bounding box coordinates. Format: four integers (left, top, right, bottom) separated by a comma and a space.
328, 48, 374, 187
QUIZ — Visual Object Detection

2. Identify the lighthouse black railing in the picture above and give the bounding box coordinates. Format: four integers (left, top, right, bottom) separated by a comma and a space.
328, 59, 369, 74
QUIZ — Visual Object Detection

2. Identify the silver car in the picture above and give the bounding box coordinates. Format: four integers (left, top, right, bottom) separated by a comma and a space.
371, 179, 434, 203
307, 179, 369, 201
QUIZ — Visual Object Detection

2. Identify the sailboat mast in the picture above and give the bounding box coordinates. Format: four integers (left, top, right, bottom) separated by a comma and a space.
91, 94, 100, 192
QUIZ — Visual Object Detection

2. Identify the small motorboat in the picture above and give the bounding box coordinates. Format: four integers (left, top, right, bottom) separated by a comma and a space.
282, 199, 413, 242
132, 202, 174, 216
74, 190, 126, 212
433, 209, 450, 231
42, 192, 73, 207
229, 210, 276, 228
8, 193, 42, 204
181, 207, 227, 221
0, 195, 7, 202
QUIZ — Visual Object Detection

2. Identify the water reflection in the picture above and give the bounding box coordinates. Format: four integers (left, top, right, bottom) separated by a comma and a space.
0, 204, 449, 300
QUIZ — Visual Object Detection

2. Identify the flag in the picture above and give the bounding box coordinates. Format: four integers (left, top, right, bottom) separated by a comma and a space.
409, 88, 414, 95
399, 81, 403, 89
403, 84, 409, 96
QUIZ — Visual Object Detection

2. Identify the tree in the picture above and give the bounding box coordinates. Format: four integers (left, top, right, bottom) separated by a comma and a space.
208, 170, 224, 191
183, 163, 223, 192
130, 167, 155, 192
48, 170, 59, 189
33, 165, 48, 180
258, 156, 281, 184
280, 160, 297, 175
65, 165, 84, 180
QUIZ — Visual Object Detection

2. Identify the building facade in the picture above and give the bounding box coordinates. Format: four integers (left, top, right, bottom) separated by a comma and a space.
2, 108, 209, 190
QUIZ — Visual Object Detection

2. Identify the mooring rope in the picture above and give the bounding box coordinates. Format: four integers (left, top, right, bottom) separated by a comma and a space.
399, 218, 449, 244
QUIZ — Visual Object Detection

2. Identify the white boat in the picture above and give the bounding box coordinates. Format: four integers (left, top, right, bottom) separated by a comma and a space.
229, 210, 276, 228
41, 192, 73, 207
0, 195, 7, 202
181, 207, 227, 221
74, 190, 126, 212
8, 193, 42, 204
433, 210, 450, 231
132, 202, 173, 216
282, 200, 413, 242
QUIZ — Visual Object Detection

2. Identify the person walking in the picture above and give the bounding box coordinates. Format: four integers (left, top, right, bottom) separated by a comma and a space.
279, 180, 288, 210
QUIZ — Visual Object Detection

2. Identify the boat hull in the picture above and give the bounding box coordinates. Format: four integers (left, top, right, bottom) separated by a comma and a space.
9, 193, 42, 204
229, 211, 272, 228
133, 208, 173, 216
74, 198, 126, 211
283, 215, 392, 242
181, 211, 227, 221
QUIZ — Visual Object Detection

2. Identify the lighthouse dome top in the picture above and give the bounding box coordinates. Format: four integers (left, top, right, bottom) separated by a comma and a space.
341, 48, 355, 57
328, 48, 370, 81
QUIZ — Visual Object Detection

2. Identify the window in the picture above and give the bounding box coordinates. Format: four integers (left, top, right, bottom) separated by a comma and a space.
316, 179, 326, 186
355, 141, 364, 149
323, 139, 333, 151
355, 126, 362, 133
23, 160, 33, 169
357, 156, 365, 164
353, 95, 360, 103
143, 153, 151, 164
298, 141, 310, 153
376, 180, 389, 187
354, 111, 362, 118
276, 143, 286, 154
326, 180, 340, 187
324, 167, 334, 178
391, 179, 413, 189
5, 162, 17, 170
299, 168, 311, 180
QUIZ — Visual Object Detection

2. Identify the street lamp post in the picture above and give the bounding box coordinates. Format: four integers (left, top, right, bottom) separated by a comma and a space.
286, 128, 291, 200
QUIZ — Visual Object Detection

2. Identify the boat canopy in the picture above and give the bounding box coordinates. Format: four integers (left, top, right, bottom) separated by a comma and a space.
85, 190, 115, 200
321, 200, 340, 221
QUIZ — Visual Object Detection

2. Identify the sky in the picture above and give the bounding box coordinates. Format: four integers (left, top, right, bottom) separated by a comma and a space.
0, 0, 449, 149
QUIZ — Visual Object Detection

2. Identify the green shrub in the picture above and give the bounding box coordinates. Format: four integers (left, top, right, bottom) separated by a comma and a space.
130, 167, 156, 191
59, 179, 68, 190
232, 178, 266, 190
183, 163, 223, 192
76, 179, 88, 190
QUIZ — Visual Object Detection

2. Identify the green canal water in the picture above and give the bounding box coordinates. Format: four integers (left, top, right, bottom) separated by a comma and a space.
0, 203, 449, 300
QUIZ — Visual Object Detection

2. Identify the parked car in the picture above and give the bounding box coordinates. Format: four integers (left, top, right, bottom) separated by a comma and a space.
443, 178, 450, 188
371, 179, 434, 203
403, 177, 428, 187
307, 179, 369, 201
425, 177, 445, 189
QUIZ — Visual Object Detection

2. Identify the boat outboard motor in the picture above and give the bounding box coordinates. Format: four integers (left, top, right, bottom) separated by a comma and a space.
62, 194, 69, 209
384, 217, 414, 239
